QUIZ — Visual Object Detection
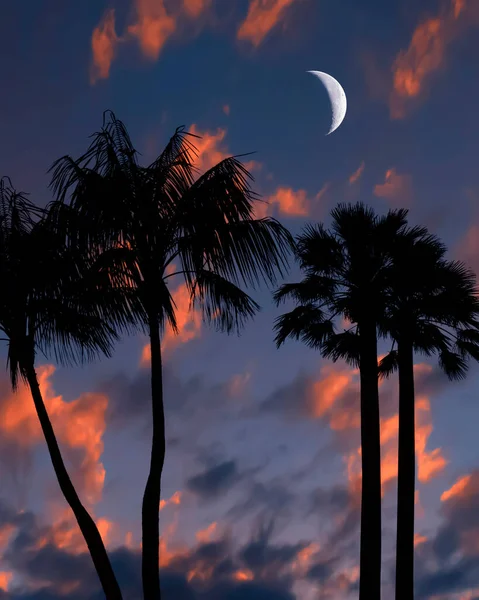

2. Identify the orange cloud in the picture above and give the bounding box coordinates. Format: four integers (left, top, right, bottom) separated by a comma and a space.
0, 572, 12, 592
349, 162, 365, 185
160, 490, 182, 510
416, 395, 448, 482
0, 365, 108, 504
140, 278, 203, 366
222, 104, 230, 116
268, 187, 310, 217
256, 183, 328, 219
237, 0, 298, 47
164, 282, 203, 351
414, 533, 427, 547
291, 542, 320, 576
128, 0, 176, 60
441, 474, 473, 502
189, 125, 229, 173
183, 0, 211, 18
188, 124, 261, 176
310, 365, 359, 428
90, 9, 119, 84
344, 367, 447, 499
233, 569, 254, 581
389, 0, 479, 118
195, 521, 218, 543
374, 168, 413, 204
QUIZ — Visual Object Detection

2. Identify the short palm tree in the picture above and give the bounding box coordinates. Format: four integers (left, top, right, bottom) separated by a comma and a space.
273, 202, 413, 600
0, 177, 141, 599
48, 111, 294, 600
377, 230, 479, 600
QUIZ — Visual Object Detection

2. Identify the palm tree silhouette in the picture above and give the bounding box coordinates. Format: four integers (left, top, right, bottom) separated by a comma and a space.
377, 229, 479, 600
0, 177, 140, 599
49, 111, 294, 600
273, 202, 412, 600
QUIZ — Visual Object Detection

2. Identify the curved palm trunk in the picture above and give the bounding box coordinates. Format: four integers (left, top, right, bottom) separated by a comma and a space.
358, 318, 382, 600
141, 311, 166, 600
24, 362, 123, 600
395, 339, 415, 600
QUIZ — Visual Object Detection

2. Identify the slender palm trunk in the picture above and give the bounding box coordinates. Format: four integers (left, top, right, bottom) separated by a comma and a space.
24, 362, 123, 600
141, 310, 166, 600
395, 339, 415, 600
358, 318, 382, 600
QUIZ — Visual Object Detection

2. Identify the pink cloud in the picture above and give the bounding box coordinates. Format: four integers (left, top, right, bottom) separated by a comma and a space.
90, 9, 119, 84
373, 168, 413, 204
389, 0, 479, 119
128, 0, 176, 60
237, 0, 299, 47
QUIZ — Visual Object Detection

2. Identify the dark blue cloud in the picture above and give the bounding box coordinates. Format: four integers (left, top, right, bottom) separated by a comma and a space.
187, 460, 240, 499
0, 498, 305, 600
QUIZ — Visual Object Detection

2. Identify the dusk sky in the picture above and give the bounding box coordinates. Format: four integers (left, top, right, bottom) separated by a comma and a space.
1, 0, 479, 598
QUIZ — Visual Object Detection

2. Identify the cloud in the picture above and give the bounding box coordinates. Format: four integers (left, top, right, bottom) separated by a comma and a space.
373, 168, 413, 204
140, 278, 203, 366
90, 0, 214, 81
254, 184, 328, 219
182, 0, 211, 18
267, 188, 309, 217
222, 105, 230, 116
262, 361, 447, 505
187, 460, 240, 500
237, 0, 299, 48
389, 0, 479, 119
189, 125, 230, 173
90, 9, 119, 84
454, 223, 479, 276
349, 162, 365, 185
160, 491, 183, 511
127, 0, 176, 60
415, 471, 479, 598
0, 496, 313, 599
0, 366, 108, 505
228, 479, 296, 522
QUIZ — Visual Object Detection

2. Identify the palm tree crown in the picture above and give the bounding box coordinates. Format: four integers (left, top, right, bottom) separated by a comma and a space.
273, 202, 414, 600
48, 110, 295, 600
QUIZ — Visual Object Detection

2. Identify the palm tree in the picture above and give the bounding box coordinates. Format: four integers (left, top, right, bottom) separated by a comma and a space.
273, 202, 413, 600
0, 177, 142, 599
48, 111, 294, 600
377, 230, 479, 600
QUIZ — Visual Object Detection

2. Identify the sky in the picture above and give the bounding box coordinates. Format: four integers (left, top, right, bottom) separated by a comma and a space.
1, 0, 479, 598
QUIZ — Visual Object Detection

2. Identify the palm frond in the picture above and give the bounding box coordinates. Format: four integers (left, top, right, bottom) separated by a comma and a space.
378, 350, 398, 379
438, 347, 469, 381
321, 330, 361, 367
177, 217, 293, 291
295, 223, 343, 276
272, 276, 336, 307
273, 305, 334, 349
190, 268, 260, 334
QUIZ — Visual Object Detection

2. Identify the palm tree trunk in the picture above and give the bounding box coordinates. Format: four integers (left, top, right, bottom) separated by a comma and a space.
358, 318, 382, 600
395, 339, 415, 600
141, 310, 166, 600
24, 361, 123, 600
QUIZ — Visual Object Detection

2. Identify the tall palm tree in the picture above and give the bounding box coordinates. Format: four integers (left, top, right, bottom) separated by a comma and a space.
377, 230, 479, 600
0, 177, 141, 599
273, 202, 413, 600
48, 111, 294, 600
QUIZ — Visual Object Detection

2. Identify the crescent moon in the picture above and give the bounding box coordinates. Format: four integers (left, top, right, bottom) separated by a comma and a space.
307, 70, 347, 135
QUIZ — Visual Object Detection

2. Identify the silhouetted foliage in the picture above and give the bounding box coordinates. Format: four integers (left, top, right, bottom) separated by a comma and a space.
0, 176, 140, 600
274, 202, 414, 600
49, 110, 295, 600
